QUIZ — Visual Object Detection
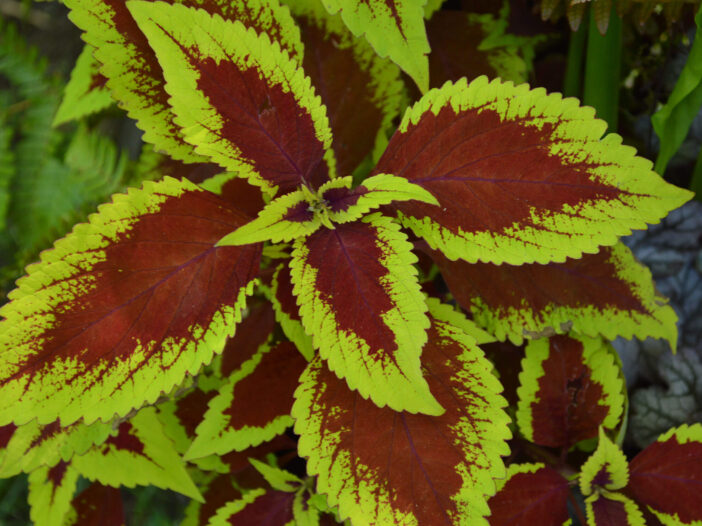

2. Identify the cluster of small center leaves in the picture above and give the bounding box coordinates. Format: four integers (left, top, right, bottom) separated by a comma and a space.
216, 173, 443, 415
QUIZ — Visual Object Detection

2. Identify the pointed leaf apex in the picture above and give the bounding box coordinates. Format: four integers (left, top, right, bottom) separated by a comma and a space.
580, 428, 629, 496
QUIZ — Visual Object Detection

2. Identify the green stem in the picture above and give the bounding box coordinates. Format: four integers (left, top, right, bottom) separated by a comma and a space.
568, 489, 588, 526
583, 7, 622, 132
564, 17, 588, 98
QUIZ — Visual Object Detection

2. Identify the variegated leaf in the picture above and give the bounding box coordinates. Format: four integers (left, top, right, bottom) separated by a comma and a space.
425, 10, 527, 89
430, 243, 678, 348
584, 493, 645, 526
71, 407, 201, 500
516, 335, 625, 448
271, 264, 314, 361
249, 458, 303, 492
320, 0, 430, 93
487, 463, 570, 526
28, 461, 80, 526
208, 488, 294, 525
580, 429, 629, 496
62, 483, 125, 526
289, 212, 441, 415
216, 189, 321, 246
64, 0, 303, 163
0, 177, 260, 426
375, 76, 692, 265
182, 436, 297, 525
129, 1, 335, 196
320, 174, 438, 224
293, 299, 511, 526
218, 301, 277, 378
287, 0, 405, 174
197, 172, 266, 220
0, 418, 112, 478
187, 341, 307, 460
626, 424, 702, 525
156, 379, 228, 473
54, 44, 113, 126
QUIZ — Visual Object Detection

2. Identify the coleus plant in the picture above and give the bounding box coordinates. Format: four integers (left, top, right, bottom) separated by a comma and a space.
0, 0, 700, 525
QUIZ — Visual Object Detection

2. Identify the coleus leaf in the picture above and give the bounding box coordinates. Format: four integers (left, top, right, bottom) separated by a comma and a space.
197, 172, 266, 220
292, 298, 511, 526
374, 76, 693, 265
584, 492, 646, 526
182, 473, 244, 526
249, 458, 303, 492
218, 301, 277, 378
156, 379, 228, 473
64, 483, 125, 526
209, 488, 295, 526
321, 174, 439, 224
222, 173, 439, 240
516, 335, 625, 448
186, 341, 307, 460
271, 264, 315, 361
216, 189, 321, 246
63, 483, 125, 526
0, 418, 112, 478
28, 461, 80, 526
53, 44, 113, 126
182, 436, 297, 525
0, 177, 261, 426
486, 463, 570, 526
287, 0, 405, 175
71, 407, 201, 500
64, 0, 303, 163
429, 242, 678, 348
580, 429, 629, 496
129, 1, 335, 196
320, 0, 430, 93
425, 10, 527, 89
290, 212, 441, 415
626, 423, 702, 525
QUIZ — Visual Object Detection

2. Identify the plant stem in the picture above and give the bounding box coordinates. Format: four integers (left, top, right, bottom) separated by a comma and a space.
568, 489, 588, 526
583, 6, 622, 132
564, 16, 588, 98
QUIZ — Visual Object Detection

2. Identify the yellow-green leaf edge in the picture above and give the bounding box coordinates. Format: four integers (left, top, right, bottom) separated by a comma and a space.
128, 1, 336, 197
0, 176, 255, 427
470, 243, 679, 349
289, 212, 442, 415
515, 335, 625, 444
395, 76, 693, 265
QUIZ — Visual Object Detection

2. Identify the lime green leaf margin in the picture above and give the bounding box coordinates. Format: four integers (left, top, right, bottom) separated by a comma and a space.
0, 177, 256, 426
128, 1, 335, 197
321, 0, 431, 93
516, 335, 625, 444
54, 44, 113, 126
290, 213, 442, 415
